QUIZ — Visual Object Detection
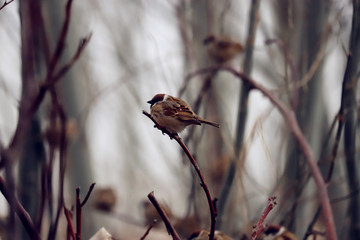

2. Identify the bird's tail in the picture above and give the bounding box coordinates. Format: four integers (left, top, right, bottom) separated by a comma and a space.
199, 118, 220, 128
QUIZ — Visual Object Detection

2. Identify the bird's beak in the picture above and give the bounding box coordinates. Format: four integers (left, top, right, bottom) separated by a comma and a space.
147, 100, 152, 104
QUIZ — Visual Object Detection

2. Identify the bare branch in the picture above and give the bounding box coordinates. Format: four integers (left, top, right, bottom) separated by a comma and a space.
182, 65, 337, 240
0, 0, 14, 11
0, 176, 41, 240
140, 219, 157, 240
81, 182, 96, 207
64, 207, 76, 240
76, 188, 81, 240
143, 111, 217, 239
51, 34, 92, 85
251, 196, 277, 240
45, 0, 74, 82
147, 192, 181, 240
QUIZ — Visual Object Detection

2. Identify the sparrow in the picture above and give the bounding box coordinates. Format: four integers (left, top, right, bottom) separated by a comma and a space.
147, 94, 219, 134
203, 34, 244, 63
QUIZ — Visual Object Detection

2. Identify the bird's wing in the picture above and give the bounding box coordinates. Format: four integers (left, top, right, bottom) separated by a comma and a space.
162, 98, 201, 124
216, 40, 233, 49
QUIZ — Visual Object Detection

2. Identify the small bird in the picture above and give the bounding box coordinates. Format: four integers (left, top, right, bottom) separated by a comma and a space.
203, 34, 244, 63
147, 94, 219, 134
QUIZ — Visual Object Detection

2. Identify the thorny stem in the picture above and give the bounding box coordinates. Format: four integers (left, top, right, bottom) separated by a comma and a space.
143, 111, 217, 240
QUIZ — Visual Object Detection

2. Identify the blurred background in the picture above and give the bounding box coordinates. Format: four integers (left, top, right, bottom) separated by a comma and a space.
0, 0, 359, 239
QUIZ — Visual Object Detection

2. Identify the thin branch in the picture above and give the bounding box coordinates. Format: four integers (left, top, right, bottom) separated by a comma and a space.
0, 176, 41, 240
140, 219, 157, 240
48, 100, 68, 240
81, 182, 96, 207
45, 0, 74, 82
251, 196, 277, 240
64, 207, 76, 240
147, 192, 181, 240
143, 111, 217, 240
76, 188, 81, 240
182, 65, 337, 240
50, 34, 92, 85
32, 33, 92, 114
0, 0, 14, 11
303, 113, 342, 237
217, 0, 261, 228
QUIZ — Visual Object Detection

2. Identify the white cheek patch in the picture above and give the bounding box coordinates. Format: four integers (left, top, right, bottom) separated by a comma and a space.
163, 94, 169, 101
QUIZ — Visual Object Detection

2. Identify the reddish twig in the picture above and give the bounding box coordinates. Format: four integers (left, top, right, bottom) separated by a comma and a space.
76, 183, 96, 240
143, 111, 217, 240
147, 192, 181, 240
251, 196, 277, 240
64, 207, 76, 240
0, 0, 14, 11
182, 65, 337, 240
140, 219, 157, 240
0, 176, 41, 240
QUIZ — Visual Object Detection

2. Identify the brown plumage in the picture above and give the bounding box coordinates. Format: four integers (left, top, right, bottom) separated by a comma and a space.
147, 94, 219, 133
203, 34, 244, 63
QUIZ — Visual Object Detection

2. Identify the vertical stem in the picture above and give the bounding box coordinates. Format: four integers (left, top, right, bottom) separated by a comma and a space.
76, 188, 81, 240
342, 0, 360, 237
217, 0, 261, 229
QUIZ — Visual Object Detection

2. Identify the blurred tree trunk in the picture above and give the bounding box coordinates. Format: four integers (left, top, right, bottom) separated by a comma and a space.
342, 0, 360, 238
42, 1, 95, 238
215, 0, 260, 233
18, 1, 47, 239
284, 1, 329, 236
275, 0, 330, 237
184, 0, 213, 228
18, 118, 45, 240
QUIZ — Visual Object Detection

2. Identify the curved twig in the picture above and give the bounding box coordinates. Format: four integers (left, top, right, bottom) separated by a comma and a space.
147, 192, 181, 240
143, 111, 217, 240
0, 176, 41, 240
182, 65, 337, 240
